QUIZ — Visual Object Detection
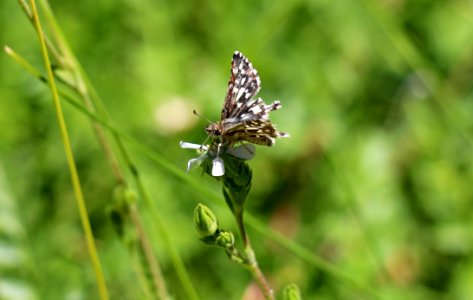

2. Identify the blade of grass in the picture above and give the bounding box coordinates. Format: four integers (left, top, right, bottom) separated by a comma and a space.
17, 0, 64, 66
5, 44, 171, 299
35, 2, 200, 298
27, 1, 109, 299
16, 0, 177, 297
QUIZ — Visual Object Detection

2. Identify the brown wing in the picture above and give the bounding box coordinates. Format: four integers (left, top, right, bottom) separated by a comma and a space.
223, 119, 289, 146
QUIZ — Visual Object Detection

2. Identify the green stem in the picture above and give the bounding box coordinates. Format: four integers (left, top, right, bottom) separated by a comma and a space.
131, 168, 200, 300
246, 215, 382, 299
18, 0, 65, 66
243, 245, 275, 300
234, 209, 248, 247
7, 34, 167, 300
13, 0, 198, 295
235, 206, 273, 299
130, 204, 169, 300
37, 2, 199, 295
28, 0, 109, 299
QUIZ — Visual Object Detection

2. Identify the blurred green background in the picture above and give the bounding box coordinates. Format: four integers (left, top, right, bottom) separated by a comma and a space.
2, 0, 473, 299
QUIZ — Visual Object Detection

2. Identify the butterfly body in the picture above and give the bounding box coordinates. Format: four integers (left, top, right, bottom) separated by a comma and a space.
206, 51, 288, 147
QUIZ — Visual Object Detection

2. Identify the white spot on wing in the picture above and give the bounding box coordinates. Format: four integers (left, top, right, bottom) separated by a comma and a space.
250, 106, 262, 114
245, 99, 255, 107
236, 88, 245, 101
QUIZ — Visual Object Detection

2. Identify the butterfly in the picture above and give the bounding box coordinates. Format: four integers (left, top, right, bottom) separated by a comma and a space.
205, 51, 289, 148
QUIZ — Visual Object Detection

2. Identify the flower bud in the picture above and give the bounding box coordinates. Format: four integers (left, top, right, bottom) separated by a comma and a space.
109, 185, 138, 243
194, 203, 218, 237
113, 185, 137, 208
215, 230, 235, 248
283, 284, 301, 300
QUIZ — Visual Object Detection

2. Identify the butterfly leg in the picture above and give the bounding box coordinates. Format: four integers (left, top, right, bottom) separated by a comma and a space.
199, 135, 211, 151
216, 142, 222, 158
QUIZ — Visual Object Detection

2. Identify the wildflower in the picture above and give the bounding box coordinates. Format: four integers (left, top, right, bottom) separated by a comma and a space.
180, 141, 255, 177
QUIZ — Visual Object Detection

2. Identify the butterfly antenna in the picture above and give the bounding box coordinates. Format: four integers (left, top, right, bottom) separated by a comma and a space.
200, 134, 211, 151
193, 110, 214, 150
193, 109, 213, 124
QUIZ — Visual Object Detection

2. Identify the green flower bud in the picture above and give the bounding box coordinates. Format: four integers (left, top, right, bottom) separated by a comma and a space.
123, 188, 138, 205
194, 203, 218, 237
215, 230, 235, 248
283, 284, 301, 300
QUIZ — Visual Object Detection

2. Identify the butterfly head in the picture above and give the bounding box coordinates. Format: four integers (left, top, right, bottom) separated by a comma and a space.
205, 122, 222, 137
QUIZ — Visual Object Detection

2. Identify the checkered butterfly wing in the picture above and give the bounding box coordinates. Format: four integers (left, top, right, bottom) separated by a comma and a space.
219, 51, 288, 146
221, 51, 261, 119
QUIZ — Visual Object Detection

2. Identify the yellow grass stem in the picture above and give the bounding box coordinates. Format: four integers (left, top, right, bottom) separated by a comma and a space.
28, 1, 109, 299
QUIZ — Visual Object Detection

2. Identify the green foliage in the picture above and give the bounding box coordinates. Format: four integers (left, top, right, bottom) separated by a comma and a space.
2, 0, 473, 299
221, 154, 252, 216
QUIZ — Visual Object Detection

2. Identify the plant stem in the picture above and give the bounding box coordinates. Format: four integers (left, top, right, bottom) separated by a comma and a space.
244, 245, 275, 300
37, 1, 199, 294
16, 0, 198, 296
130, 204, 169, 300
28, 0, 109, 299
18, 0, 64, 66
8, 17, 169, 297
234, 209, 249, 247
235, 210, 274, 300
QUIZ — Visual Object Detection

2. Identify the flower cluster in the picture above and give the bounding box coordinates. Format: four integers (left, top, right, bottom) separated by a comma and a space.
194, 203, 242, 263
179, 141, 255, 177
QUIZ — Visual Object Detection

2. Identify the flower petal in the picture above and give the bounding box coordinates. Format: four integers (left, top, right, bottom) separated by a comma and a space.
180, 141, 208, 151
187, 157, 203, 172
227, 144, 256, 160
212, 157, 225, 176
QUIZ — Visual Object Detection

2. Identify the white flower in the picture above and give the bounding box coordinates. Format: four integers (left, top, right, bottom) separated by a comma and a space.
179, 141, 208, 172
180, 141, 256, 177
